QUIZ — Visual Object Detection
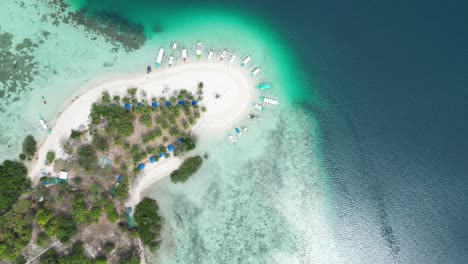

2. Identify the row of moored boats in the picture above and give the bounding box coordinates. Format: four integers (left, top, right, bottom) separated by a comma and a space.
148, 41, 261, 77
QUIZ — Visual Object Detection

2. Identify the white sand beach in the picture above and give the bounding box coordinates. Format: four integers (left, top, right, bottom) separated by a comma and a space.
30, 62, 256, 206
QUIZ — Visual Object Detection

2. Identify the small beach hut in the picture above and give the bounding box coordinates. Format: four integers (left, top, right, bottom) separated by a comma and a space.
165, 101, 171, 107
151, 101, 158, 107
149, 156, 156, 163
138, 163, 145, 170
178, 100, 185, 106
159, 152, 165, 158
137, 102, 143, 107
124, 103, 131, 110
167, 144, 174, 152
191, 100, 198, 106
59, 171, 68, 182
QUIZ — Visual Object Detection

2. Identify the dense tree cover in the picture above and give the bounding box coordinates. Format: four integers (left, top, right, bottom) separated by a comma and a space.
46, 151, 55, 164
104, 202, 119, 223
0, 160, 30, 213
170, 156, 203, 183
134, 198, 162, 250
72, 195, 93, 224
36, 232, 50, 247
36, 208, 58, 238
114, 176, 129, 200
90, 103, 134, 137
77, 144, 97, 172
22, 135, 37, 158
0, 199, 34, 261
56, 215, 77, 242
70, 129, 83, 140
173, 136, 196, 156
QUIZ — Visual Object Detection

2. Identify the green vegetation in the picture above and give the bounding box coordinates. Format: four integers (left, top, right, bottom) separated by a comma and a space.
142, 127, 162, 143
46, 151, 55, 164
114, 176, 129, 200
90, 103, 134, 137
170, 156, 203, 183
77, 144, 97, 171
0, 199, 34, 261
56, 215, 77, 242
0, 160, 30, 212
104, 202, 119, 223
70, 129, 82, 140
173, 136, 196, 156
22, 135, 37, 158
134, 198, 162, 250
92, 134, 109, 152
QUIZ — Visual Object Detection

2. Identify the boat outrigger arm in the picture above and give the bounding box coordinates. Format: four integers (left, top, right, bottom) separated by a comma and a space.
39, 114, 51, 134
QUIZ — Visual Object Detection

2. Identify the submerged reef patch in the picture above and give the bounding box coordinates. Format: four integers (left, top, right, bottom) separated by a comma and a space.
0, 29, 39, 107
41, 0, 147, 52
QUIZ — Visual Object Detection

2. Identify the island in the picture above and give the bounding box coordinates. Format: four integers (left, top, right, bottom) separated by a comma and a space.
0, 59, 257, 263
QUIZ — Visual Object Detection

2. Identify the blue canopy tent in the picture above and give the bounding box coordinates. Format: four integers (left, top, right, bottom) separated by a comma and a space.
151, 101, 158, 107
191, 100, 198, 106
124, 103, 131, 110
165, 101, 171, 107
178, 100, 185, 106
167, 144, 174, 152
138, 163, 145, 170
116, 175, 123, 183
137, 102, 143, 107
159, 152, 165, 158
149, 156, 156, 163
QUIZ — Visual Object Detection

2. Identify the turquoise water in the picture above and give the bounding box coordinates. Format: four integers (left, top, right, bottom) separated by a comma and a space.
0, 0, 334, 262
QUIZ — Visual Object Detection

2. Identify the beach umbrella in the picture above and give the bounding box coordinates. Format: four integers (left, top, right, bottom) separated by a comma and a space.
167, 144, 174, 152
191, 100, 198, 106
177, 137, 183, 143
124, 103, 131, 110
138, 163, 145, 170
149, 156, 156, 163
151, 101, 158, 107
178, 100, 185, 106
165, 101, 171, 107
137, 102, 143, 107
159, 152, 165, 158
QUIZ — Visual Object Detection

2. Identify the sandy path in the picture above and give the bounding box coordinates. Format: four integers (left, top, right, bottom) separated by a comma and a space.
30, 62, 256, 206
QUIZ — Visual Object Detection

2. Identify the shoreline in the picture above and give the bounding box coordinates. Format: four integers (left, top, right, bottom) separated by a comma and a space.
29, 62, 257, 205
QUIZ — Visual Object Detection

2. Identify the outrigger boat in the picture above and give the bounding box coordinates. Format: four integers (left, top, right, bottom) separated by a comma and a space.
171, 42, 178, 51
182, 47, 187, 63
259, 95, 279, 108
208, 49, 214, 60
39, 114, 51, 134
229, 53, 236, 64
226, 133, 238, 144
252, 102, 264, 111
240, 56, 251, 67
155, 48, 164, 68
196, 42, 202, 59
220, 49, 227, 61
168, 55, 174, 67
234, 126, 242, 136
251, 67, 261, 77
256, 83, 272, 90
